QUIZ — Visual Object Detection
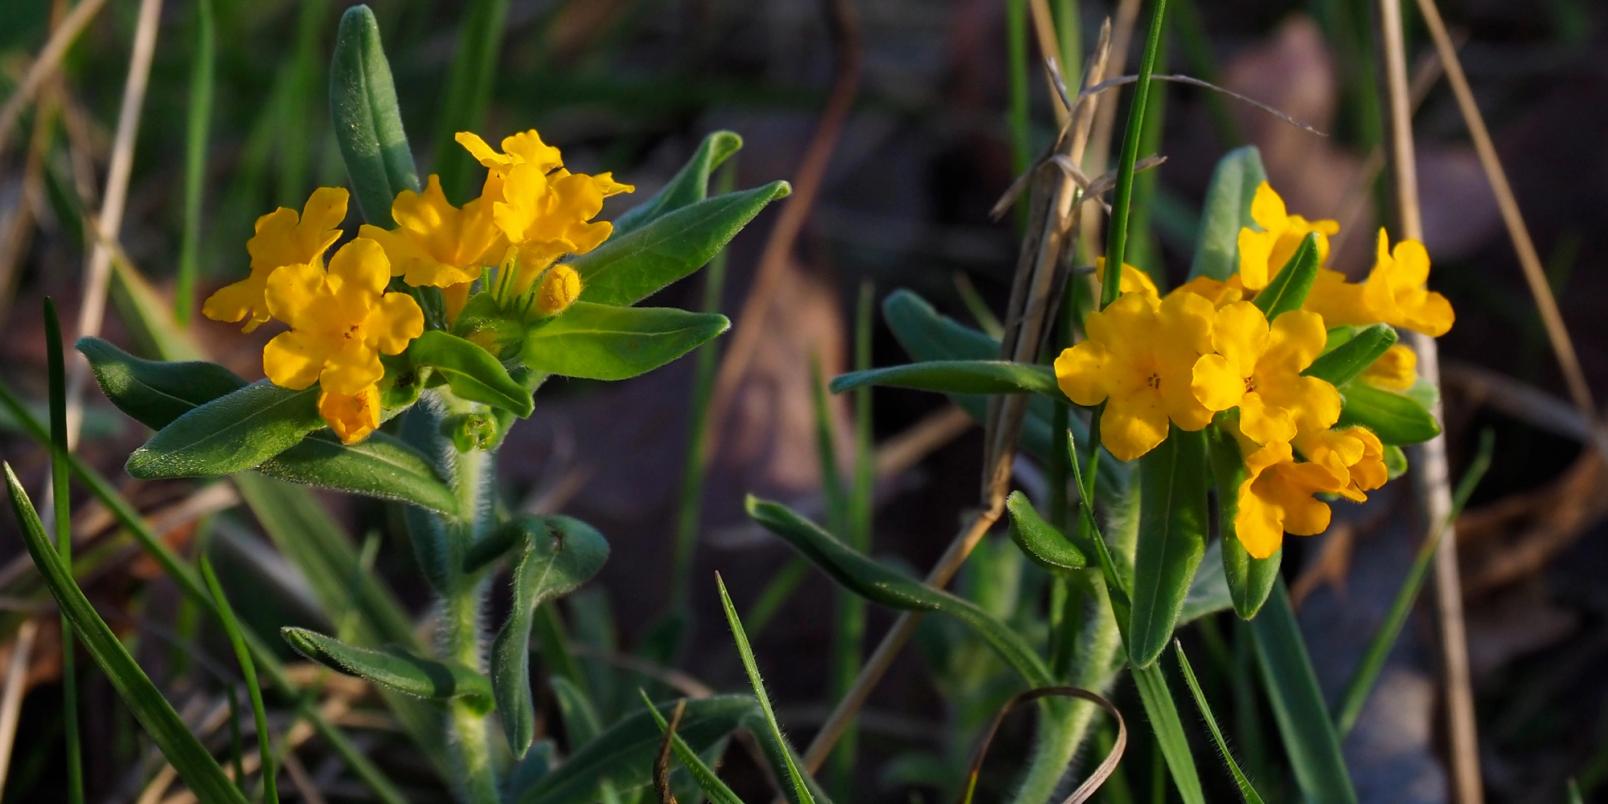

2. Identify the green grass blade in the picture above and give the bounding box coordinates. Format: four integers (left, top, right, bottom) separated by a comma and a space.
715, 573, 816, 803
1132, 662, 1206, 804
830, 281, 876, 793
1101, 0, 1171, 306
638, 690, 745, 804
44, 299, 83, 804
5, 465, 248, 804
1174, 642, 1265, 803
433, 0, 509, 199
174, 0, 214, 326
201, 556, 279, 803
1249, 581, 1358, 802
0, 384, 407, 804
1334, 430, 1494, 735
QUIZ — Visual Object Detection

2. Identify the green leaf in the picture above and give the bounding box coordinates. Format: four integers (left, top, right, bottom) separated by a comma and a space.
1174, 643, 1265, 803
490, 515, 610, 756
1132, 662, 1207, 804
1383, 443, 1408, 479
1249, 582, 1358, 803
281, 627, 491, 709
1207, 426, 1279, 618
82, 338, 457, 514
523, 302, 729, 381
745, 496, 1052, 687
638, 691, 745, 804
4, 465, 248, 804
1337, 382, 1441, 444
1305, 324, 1397, 386
829, 360, 1059, 398
201, 556, 279, 804
613, 131, 744, 237
515, 695, 758, 803
1005, 490, 1086, 573
572, 181, 790, 307
1190, 146, 1267, 280
126, 381, 321, 478
550, 676, 606, 746
409, 330, 533, 416
715, 575, 817, 804
1129, 428, 1210, 667
1252, 232, 1320, 319
1180, 539, 1233, 625
330, 4, 419, 225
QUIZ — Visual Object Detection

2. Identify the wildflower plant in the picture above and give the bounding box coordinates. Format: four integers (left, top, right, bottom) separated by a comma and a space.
57, 6, 788, 801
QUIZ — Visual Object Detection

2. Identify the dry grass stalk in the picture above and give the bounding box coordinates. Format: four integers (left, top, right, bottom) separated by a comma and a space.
0, 0, 111, 158
1378, 0, 1482, 801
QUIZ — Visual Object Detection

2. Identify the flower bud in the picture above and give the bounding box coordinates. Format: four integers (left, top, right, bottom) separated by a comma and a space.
535, 264, 582, 317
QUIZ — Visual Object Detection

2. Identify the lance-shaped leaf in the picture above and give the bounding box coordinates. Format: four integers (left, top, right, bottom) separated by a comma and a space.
282, 627, 491, 710
1004, 490, 1086, 573
515, 695, 758, 803
331, 4, 419, 225
639, 691, 745, 804
1252, 233, 1320, 319
1206, 426, 1279, 618
523, 302, 729, 382
1128, 427, 1210, 667
1305, 324, 1398, 386
409, 330, 533, 416
1337, 383, 1441, 444
5, 466, 248, 804
82, 337, 457, 514
572, 181, 791, 307
490, 515, 610, 756
613, 131, 744, 237
1190, 146, 1267, 280
828, 360, 1060, 398
126, 380, 322, 478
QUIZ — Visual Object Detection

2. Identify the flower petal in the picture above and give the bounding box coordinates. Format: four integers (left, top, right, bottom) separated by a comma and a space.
264, 262, 327, 329
1264, 309, 1327, 371
263, 330, 327, 390
300, 187, 350, 235
319, 385, 381, 445
1249, 181, 1287, 233
456, 131, 508, 168
366, 292, 425, 355
1053, 342, 1110, 406
320, 341, 384, 395
1211, 301, 1269, 376
1191, 354, 1246, 412
1102, 390, 1169, 462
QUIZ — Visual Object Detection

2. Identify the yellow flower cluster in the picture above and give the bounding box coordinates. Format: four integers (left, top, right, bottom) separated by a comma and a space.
203, 128, 630, 443
1055, 181, 1453, 557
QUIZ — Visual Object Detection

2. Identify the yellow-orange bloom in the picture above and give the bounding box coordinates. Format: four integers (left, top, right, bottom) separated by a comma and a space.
358, 175, 504, 317
1235, 440, 1343, 558
1306, 230, 1454, 337
203, 187, 348, 332
1191, 302, 1341, 446
1360, 343, 1417, 391
261, 238, 423, 397
1294, 425, 1387, 502
1176, 274, 1245, 308
318, 385, 382, 445
1054, 291, 1216, 461
1094, 260, 1161, 301
1236, 181, 1339, 291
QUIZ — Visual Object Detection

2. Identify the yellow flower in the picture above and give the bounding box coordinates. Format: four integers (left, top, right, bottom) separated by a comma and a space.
455, 129, 564, 174
1191, 302, 1341, 446
534, 263, 582, 317
1294, 426, 1387, 502
261, 238, 424, 396
319, 384, 382, 445
1235, 440, 1343, 558
1176, 274, 1245, 308
1236, 181, 1339, 291
1095, 260, 1161, 301
203, 187, 348, 332
1054, 290, 1217, 461
358, 175, 504, 317
1360, 343, 1417, 391
1306, 231, 1453, 337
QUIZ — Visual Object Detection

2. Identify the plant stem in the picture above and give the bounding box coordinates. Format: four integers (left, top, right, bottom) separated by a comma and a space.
441, 394, 500, 804
1100, 0, 1169, 306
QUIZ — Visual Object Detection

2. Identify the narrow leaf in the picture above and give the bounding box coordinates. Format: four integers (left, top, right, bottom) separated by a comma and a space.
1305, 324, 1397, 386
202, 557, 279, 804
639, 690, 745, 804
572, 181, 791, 307
1005, 490, 1087, 573
490, 515, 610, 756
1174, 642, 1265, 803
1132, 662, 1207, 804
1252, 232, 1320, 319
1207, 426, 1279, 618
1190, 146, 1267, 280
331, 5, 419, 224
523, 302, 729, 381
126, 381, 321, 478
828, 360, 1059, 398
715, 574, 816, 804
282, 627, 491, 709
5, 465, 248, 804
1249, 581, 1358, 803
1337, 383, 1441, 444
1129, 427, 1210, 667
410, 330, 533, 416
613, 131, 744, 237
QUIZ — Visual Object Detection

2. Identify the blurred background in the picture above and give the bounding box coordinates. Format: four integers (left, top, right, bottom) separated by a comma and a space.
2, 0, 1607, 801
